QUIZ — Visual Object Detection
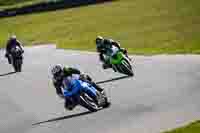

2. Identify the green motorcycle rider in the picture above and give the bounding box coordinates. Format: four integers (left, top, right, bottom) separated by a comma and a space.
95, 36, 131, 69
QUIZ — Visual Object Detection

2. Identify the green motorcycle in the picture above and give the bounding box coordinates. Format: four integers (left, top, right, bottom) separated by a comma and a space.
109, 51, 134, 76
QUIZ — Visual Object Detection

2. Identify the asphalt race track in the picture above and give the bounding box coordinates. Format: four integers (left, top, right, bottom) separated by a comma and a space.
0, 45, 200, 133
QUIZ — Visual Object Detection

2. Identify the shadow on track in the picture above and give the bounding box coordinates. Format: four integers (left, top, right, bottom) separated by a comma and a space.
96, 75, 132, 85
32, 111, 92, 126
0, 72, 16, 77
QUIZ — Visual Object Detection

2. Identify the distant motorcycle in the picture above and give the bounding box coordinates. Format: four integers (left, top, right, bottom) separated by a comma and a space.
9, 46, 23, 72
63, 79, 110, 112
106, 51, 134, 76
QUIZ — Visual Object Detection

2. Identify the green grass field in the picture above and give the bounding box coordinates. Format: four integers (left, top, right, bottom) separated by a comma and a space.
0, 0, 200, 54
163, 121, 200, 133
0, 0, 44, 10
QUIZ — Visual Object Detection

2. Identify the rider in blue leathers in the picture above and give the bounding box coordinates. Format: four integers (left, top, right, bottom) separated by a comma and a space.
51, 65, 100, 110
51, 64, 104, 98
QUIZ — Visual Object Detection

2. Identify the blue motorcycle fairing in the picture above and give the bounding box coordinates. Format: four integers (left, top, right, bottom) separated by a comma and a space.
63, 78, 97, 98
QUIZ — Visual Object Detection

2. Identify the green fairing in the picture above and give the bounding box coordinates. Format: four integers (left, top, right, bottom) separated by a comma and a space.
110, 51, 124, 65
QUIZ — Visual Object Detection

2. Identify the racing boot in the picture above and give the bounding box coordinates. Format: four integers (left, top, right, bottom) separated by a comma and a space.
102, 63, 112, 69
64, 97, 75, 111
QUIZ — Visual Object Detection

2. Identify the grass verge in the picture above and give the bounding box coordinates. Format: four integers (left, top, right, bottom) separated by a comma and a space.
163, 120, 200, 133
0, 0, 200, 54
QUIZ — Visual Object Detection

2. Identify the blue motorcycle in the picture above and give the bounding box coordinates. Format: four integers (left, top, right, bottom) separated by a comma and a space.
62, 78, 110, 112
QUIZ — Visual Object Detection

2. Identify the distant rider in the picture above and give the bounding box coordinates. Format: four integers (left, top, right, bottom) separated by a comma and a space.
5, 35, 24, 64
95, 36, 131, 69
51, 64, 104, 99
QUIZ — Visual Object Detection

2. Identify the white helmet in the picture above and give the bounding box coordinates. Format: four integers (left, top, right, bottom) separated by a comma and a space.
10, 35, 17, 40
96, 36, 104, 44
51, 64, 62, 76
